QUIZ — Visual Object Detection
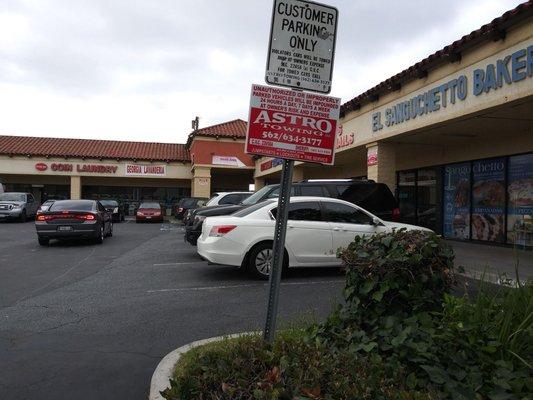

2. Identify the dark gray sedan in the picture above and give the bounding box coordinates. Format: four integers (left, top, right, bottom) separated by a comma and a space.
35, 200, 113, 246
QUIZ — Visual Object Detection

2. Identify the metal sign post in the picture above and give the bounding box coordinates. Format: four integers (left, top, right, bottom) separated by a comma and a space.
248, 0, 339, 345
263, 158, 294, 344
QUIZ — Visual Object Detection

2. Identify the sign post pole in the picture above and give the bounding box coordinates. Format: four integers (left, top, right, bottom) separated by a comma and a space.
263, 158, 294, 344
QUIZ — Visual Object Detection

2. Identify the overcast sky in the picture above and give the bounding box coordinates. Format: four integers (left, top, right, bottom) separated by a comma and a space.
0, 0, 524, 143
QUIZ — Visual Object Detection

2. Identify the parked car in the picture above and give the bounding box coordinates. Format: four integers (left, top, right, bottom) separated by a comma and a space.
197, 197, 430, 279
184, 192, 252, 225
136, 202, 164, 223
99, 199, 125, 222
174, 197, 208, 220
37, 200, 55, 213
35, 199, 113, 245
0, 192, 39, 222
185, 179, 399, 245
205, 192, 252, 207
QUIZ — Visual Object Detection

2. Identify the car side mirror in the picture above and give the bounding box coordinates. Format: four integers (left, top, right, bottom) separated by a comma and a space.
372, 217, 382, 226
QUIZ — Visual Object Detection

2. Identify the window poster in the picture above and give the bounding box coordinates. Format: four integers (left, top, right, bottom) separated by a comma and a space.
507, 153, 533, 247
471, 157, 506, 242
443, 162, 471, 239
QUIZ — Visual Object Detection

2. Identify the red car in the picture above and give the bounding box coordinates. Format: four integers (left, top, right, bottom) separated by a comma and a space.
136, 202, 164, 223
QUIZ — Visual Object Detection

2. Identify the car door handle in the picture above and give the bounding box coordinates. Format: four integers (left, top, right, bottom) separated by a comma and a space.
333, 227, 341, 231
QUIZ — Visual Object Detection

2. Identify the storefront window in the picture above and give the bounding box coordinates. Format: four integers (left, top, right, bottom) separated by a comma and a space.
398, 171, 416, 225
443, 162, 471, 239
417, 168, 441, 232
507, 153, 533, 247
471, 157, 506, 243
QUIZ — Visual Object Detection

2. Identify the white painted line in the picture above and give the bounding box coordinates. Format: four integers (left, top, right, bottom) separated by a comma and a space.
146, 279, 343, 294
152, 261, 205, 266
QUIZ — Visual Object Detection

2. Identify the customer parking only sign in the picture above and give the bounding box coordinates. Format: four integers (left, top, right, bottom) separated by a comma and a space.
246, 84, 340, 165
266, 0, 338, 93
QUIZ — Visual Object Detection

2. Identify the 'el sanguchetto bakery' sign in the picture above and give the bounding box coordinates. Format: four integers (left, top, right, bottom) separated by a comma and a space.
34, 162, 118, 173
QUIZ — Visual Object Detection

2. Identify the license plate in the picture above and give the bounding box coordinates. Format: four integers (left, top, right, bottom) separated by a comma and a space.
146, 216, 152, 219
58, 226, 73, 231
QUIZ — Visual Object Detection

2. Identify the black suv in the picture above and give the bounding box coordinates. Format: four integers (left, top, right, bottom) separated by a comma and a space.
184, 179, 399, 245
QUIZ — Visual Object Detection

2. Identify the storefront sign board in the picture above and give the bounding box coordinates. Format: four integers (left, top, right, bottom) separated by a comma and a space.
125, 164, 166, 176
265, 0, 338, 93
212, 155, 245, 168
246, 84, 340, 165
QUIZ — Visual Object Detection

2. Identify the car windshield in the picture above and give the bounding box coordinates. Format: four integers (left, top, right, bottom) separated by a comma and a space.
179, 198, 199, 207
0, 193, 25, 202
205, 194, 220, 206
139, 202, 160, 209
232, 200, 275, 217
49, 200, 94, 212
241, 186, 276, 205
100, 200, 118, 206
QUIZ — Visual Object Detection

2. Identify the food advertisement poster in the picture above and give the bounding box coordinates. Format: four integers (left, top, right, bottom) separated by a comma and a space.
443, 162, 471, 239
507, 153, 533, 247
472, 158, 506, 242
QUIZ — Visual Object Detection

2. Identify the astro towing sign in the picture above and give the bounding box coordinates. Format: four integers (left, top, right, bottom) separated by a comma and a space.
265, 0, 338, 94
246, 84, 340, 165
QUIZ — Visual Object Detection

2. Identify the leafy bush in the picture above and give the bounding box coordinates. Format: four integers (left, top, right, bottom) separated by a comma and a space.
162, 329, 434, 400
315, 229, 532, 399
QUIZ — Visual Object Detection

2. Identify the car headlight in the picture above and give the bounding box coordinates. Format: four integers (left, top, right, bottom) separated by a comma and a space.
12, 205, 22, 209
113, 207, 119, 213
137, 212, 144, 216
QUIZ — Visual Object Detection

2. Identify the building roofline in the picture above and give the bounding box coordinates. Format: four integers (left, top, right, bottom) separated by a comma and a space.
186, 119, 247, 147
0, 135, 190, 163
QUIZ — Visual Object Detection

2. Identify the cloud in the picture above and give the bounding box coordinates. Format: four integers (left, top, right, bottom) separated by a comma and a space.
0, 0, 524, 143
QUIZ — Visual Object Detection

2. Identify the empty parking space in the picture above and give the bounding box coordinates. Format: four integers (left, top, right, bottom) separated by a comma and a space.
0, 220, 345, 400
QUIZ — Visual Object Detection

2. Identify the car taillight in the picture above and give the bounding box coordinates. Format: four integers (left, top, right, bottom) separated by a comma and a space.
75, 214, 96, 220
36, 215, 47, 221
392, 207, 401, 220
209, 225, 237, 237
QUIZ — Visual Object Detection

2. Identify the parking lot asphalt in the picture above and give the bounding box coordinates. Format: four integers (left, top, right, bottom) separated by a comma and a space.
0, 220, 348, 400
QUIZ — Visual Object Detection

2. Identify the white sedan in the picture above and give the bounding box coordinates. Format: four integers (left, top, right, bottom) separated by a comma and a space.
197, 197, 431, 278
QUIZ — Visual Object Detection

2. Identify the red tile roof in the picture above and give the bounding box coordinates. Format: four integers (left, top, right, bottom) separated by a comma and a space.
341, 1, 533, 116
0, 135, 190, 162
187, 119, 247, 146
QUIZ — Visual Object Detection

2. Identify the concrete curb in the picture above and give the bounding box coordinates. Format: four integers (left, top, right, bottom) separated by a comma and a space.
148, 333, 251, 400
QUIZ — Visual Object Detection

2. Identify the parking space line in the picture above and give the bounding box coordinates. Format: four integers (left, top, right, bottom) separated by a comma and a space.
146, 279, 344, 293
152, 261, 205, 266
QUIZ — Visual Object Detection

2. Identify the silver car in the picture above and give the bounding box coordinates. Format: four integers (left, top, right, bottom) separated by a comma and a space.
0, 192, 39, 222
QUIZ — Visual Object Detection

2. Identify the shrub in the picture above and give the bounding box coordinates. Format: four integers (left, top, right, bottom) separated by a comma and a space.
314, 229, 532, 399
161, 329, 434, 400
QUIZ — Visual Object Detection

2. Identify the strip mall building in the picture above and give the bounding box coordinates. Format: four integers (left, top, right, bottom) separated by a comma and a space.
0, 3, 532, 247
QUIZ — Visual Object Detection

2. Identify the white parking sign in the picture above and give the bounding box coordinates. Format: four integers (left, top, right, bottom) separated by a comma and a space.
265, 0, 338, 94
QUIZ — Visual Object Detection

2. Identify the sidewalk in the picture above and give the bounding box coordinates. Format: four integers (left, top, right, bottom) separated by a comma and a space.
446, 240, 532, 283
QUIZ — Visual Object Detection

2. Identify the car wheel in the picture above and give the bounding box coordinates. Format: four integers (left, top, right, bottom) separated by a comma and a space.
19, 210, 27, 223
245, 242, 280, 279
95, 225, 104, 244
38, 236, 49, 246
